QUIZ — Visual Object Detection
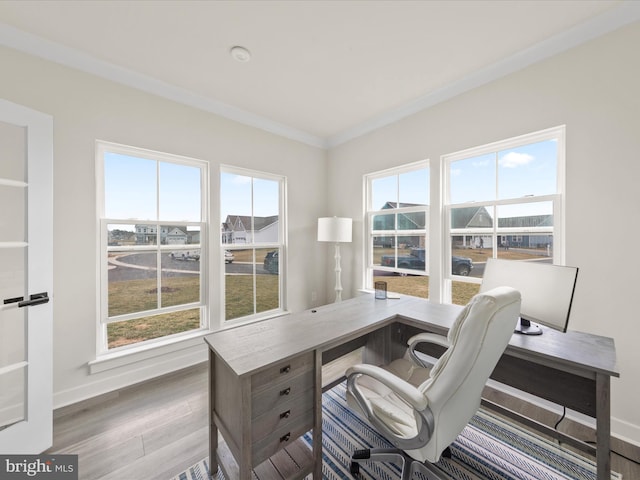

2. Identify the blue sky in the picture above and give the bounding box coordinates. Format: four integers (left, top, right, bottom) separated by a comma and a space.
371, 139, 557, 217
220, 172, 279, 220
449, 139, 557, 209
105, 138, 555, 230
104, 152, 201, 226
104, 155, 280, 232
371, 167, 429, 210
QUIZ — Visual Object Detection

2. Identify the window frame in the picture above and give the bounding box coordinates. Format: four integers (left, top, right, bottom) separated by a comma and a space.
96, 140, 210, 356
220, 165, 287, 325
364, 160, 430, 290
442, 125, 566, 303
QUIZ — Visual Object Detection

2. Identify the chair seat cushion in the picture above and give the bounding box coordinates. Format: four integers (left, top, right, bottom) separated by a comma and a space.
348, 373, 419, 438
347, 359, 431, 439
385, 358, 432, 388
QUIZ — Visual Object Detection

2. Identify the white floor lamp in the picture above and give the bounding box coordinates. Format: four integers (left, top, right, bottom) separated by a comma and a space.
318, 217, 352, 302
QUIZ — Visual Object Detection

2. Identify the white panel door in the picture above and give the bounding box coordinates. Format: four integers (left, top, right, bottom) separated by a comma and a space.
0, 99, 53, 453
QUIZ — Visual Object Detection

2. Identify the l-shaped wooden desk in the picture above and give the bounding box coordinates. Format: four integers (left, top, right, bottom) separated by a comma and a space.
204, 294, 619, 480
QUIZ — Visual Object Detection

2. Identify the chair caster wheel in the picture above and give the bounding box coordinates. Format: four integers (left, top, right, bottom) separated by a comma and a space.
350, 461, 360, 476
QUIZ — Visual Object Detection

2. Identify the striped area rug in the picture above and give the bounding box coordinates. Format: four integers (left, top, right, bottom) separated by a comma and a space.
174, 382, 619, 480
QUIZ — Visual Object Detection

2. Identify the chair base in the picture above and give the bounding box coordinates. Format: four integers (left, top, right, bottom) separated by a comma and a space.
350, 447, 450, 480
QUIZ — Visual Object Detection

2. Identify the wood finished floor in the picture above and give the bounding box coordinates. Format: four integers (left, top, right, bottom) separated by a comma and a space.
47, 361, 640, 480
47, 363, 210, 480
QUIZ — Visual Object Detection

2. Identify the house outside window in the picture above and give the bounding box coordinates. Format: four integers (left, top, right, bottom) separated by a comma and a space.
220, 166, 286, 322
97, 141, 208, 352
443, 126, 565, 305
364, 161, 429, 298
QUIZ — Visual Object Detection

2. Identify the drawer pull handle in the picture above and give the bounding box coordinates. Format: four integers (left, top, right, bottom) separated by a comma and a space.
280, 387, 291, 396
280, 433, 291, 443
280, 410, 291, 419
280, 365, 291, 374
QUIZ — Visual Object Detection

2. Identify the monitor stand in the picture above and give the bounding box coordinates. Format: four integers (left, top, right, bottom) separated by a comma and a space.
514, 317, 543, 335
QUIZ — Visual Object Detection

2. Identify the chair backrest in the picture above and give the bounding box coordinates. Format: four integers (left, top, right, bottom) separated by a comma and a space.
416, 286, 520, 461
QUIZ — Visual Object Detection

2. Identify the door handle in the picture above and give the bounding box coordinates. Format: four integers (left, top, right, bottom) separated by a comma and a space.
3, 295, 24, 305
5, 292, 50, 308
19, 292, 49, 307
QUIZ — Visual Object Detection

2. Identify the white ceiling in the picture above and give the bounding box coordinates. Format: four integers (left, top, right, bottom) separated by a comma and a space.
1, 0, 638, 148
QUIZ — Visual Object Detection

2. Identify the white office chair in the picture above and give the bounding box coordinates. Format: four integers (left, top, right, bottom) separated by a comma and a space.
345, 286, 521, 479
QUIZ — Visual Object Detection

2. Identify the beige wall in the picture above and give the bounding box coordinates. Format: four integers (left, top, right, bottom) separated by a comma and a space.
327, 22, 640, 444
0, 45, 329, 407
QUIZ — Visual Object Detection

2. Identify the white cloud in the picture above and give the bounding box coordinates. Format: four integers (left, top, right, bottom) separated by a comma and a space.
472, 159, 490, 167
450, 168, 462, 176
230, 174, 252, 185
500, 151, 534, 168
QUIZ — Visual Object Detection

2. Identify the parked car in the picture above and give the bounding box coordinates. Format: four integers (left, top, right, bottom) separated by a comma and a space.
380, 248, 473, 276
170, 249, 200, 261
451, 255, 473, 276
224, 250, 234, 264
263, 250, 279, 274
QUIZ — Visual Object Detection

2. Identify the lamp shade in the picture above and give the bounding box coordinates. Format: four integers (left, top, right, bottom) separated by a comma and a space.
317, 217, 352, 243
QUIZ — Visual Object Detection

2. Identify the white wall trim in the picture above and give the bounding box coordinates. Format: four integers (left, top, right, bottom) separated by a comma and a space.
326, 1, 640, 148
53, 343, 207, 410
487, 379, 640, 449
88, 332, 209, 374
612, 417, 640, 449
0, 22, 327, 150
2, 3, 639, 151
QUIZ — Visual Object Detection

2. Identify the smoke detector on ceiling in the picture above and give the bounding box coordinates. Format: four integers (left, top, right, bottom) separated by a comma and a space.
230, 46, 251, 63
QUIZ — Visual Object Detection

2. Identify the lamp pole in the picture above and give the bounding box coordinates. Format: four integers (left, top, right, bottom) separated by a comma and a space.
333, 242, 343, 302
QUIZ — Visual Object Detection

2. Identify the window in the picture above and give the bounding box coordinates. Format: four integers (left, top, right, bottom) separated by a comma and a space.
97, 141, 208, 353
443, 126, 565, 305
365, 162, 429, 298
220, 167, 285, 322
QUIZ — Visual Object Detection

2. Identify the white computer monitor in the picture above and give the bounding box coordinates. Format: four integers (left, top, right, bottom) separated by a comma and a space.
479, 258, 578, 335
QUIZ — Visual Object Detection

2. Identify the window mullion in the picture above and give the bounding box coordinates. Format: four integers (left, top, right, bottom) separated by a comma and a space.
156, 161, 161, 310
157, 224, 162, 310
494, 152, 499, 200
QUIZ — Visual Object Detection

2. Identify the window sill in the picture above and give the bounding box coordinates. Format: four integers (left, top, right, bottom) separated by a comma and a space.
89, 329, 210, 375
221, 309, 291, 330
89, 310, 292, 375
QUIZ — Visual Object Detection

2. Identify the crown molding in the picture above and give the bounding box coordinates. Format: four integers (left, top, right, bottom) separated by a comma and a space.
1, 2, 638, 151
326, 1, 640, 149
0, 22, 328, 149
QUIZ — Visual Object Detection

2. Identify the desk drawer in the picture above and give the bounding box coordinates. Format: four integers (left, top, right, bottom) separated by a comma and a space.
251, 411, 313, 466
252, 388, 314, 443
251, 368, 314, 419
252, 352, 314, 392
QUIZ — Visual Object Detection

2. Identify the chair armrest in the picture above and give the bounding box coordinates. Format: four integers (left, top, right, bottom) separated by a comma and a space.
408, 332, 450, 349
407, 333, 450, 368
346, 363, 435, 450
346, 364, 428, 411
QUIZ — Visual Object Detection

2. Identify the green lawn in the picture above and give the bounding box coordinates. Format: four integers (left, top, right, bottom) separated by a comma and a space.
109, 246, 533, 348
224, 274, 279, 320
373, 274, 480, 305
108, 276, 201, 348
108, 272, 279, 348
107, 308, 200, 349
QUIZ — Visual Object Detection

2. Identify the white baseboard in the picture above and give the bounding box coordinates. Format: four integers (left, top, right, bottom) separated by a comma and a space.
0, 405, 22, 429
53, 343, 208, 410
612, 417, 640, 449
487, 379, 640, 447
